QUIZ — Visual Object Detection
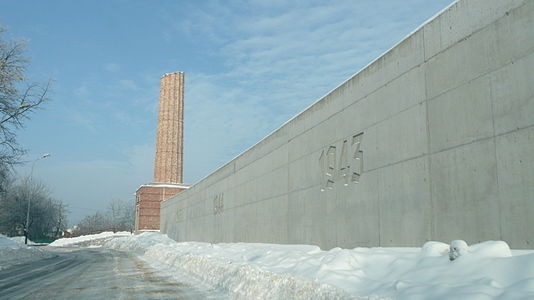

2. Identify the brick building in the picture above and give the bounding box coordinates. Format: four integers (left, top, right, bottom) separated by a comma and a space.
135, 72, 188, 231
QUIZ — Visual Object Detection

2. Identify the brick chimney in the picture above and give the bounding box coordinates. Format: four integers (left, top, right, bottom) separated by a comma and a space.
154, 72, 184, 184
134, 72, 188, 231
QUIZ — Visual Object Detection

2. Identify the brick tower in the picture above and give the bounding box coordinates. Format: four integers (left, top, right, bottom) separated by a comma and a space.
135, 72, 189, 231
154, 72, 184, 184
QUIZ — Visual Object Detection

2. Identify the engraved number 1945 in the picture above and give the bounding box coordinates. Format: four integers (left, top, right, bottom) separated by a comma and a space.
319, 133, 363, 191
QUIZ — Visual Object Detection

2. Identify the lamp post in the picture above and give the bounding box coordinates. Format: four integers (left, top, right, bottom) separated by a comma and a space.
24, 153, 50, 245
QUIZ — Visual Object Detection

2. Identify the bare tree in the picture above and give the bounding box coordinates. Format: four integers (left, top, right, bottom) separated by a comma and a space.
77, 212, 110, 233
106, 199, 134, 230
0, 163, 12, 193
0, 176, 68, 240
53, 201, 67, 237
0, 26, 49, 166
76, 199, 134, 233
0, 26, 59, 242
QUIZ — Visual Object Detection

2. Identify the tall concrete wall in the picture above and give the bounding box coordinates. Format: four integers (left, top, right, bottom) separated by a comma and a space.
161, 0, 534, 249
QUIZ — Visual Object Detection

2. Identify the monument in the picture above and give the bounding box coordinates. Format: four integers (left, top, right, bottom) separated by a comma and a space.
134, 72, 189, 231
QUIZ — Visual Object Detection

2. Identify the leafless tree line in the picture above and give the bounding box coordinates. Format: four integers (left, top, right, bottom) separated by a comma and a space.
0, 173, 68, 240
75, 199, 134, 233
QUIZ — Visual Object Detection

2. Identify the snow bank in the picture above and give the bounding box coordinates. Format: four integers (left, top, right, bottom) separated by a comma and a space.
49, 231, 132, 247
105, 233, 534, 300
8, 236, 46, 246
105, 233, 353, 299
0, 234, 54, 270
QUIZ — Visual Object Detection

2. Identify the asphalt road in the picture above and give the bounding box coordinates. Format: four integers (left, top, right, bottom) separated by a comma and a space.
0, 247, 222, 300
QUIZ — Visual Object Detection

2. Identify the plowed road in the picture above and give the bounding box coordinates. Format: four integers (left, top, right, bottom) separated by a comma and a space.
0, 247, 221, 299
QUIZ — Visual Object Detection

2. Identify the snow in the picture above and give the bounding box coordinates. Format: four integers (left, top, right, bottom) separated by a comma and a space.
8, 236, 46, 246
449, 239, 470, 260
0, 234, 26, 249
103, 233, 534, 300
3, 231, 533, 299
48, 231, 132, 247
0, 234, 54, 270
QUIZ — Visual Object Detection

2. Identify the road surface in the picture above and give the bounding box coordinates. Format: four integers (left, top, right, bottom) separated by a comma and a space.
0, 247, 223, 299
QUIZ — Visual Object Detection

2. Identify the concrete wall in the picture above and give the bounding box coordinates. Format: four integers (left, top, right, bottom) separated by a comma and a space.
161, 0, 534, 249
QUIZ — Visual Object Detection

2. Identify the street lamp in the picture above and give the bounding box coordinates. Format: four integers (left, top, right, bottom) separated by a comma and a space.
24, 153, 51, 245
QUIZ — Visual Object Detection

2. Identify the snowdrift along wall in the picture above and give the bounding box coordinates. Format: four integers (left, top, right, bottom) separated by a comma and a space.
161, 0, 534, 249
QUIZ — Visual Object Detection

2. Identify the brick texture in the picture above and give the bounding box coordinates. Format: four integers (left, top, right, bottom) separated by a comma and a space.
135, 185, 186, 230
134, 72, 187, 231
154, 72, 184, 184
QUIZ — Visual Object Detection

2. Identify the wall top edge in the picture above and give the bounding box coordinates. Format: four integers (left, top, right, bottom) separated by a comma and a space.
178, 0, 462, 192
136, 183, 190, 192
242, 0, 460, 138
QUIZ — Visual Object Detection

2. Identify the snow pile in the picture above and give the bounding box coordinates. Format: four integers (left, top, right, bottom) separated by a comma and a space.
105, 233, 534, 300
8, 236, 44, 246
49, 231, 132, 247
106, 233, 353, 299
0, 234, 54, 270
0, 234, 26, 249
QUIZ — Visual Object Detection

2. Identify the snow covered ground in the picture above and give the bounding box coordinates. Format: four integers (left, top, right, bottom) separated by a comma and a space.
0, 234, 54, 270
48, 231, 132, 247
3, 231, 534, 299
7, 236, 45, 246
101, 232, 534, 300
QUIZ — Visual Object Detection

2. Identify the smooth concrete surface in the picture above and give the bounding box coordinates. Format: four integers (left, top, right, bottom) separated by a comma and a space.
161, 0, 534, 249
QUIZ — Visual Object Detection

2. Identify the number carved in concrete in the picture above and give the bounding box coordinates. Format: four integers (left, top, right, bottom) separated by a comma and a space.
319, 132, 363, 191
213, 193, 224, 215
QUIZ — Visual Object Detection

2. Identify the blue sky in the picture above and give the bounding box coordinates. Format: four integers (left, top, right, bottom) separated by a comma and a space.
2, 0, 453, 225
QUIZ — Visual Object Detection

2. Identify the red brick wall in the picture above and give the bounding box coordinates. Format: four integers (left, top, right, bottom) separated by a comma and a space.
135, 186, 185, 230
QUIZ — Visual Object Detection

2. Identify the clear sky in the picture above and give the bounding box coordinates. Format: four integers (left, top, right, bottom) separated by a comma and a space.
1, 0, 453, 225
